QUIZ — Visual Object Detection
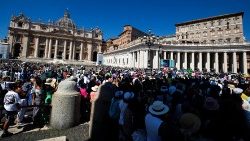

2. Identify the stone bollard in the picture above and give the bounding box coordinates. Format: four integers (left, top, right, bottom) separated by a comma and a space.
50, 77, 80, 129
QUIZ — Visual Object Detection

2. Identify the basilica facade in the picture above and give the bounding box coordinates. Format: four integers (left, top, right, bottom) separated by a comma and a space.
103, 12, 250, 74
7, 10, 103, 63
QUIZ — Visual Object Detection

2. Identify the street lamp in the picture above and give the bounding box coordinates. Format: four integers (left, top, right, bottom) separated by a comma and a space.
141, 29, 158, 70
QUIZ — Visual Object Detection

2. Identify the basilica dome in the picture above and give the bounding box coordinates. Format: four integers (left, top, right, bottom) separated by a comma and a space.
56, 10, 76, 29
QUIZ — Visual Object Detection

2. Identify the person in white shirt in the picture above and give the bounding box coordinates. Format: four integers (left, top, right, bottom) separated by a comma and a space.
2, 82, 22, 138
145, 101, 169, 141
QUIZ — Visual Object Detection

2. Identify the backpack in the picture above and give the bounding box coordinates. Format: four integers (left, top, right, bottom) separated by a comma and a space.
109, 98, 120, 120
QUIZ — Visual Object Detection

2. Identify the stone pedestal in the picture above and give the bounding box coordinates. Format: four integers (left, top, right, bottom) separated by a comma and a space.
50, 77, 80, 129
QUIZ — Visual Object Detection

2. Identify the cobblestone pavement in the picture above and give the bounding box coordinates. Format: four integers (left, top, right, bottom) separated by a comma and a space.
0, 123, 90, 141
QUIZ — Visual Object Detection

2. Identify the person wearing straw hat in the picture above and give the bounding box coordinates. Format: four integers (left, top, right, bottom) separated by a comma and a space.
179, 113, 201, 139
145, 100, 169, 141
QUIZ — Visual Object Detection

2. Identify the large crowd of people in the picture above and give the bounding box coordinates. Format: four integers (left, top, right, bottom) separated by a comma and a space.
1, 60, 250, 141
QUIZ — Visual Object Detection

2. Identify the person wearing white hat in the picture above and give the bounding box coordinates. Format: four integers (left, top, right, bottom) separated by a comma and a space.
145, 100, 169, 141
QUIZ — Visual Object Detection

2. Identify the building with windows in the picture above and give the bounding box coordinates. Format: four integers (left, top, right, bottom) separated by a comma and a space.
175, 12, 244, 44
103, 12, 250, 74
7, 10, 103, 63
106, 25, 148, 52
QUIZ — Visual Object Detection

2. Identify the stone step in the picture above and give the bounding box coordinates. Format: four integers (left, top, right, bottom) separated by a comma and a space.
37, 136, 66, 141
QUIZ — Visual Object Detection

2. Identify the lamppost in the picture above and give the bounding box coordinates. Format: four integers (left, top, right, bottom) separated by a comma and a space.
142, 29, 158, 71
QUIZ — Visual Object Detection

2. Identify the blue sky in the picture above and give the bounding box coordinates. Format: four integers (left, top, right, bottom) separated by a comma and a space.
0, 0, 249, 40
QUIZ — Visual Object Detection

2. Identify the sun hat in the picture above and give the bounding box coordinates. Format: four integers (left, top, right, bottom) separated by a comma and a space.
123, 92, 135, 101
228, 84, 235, 89
45, 78, 53, 85
149, 101, 169, 116
115, 91, 123, 98
204, 97, 219, 111
91, 85, 99, 92
179, 113, 201, 134
233, 88, 243, 95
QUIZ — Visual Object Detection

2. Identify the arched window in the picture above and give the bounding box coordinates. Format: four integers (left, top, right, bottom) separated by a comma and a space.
226, 22, 230, 29
203, 31, 207, 37
235, 37, 240, 43
18, 22, 23, 27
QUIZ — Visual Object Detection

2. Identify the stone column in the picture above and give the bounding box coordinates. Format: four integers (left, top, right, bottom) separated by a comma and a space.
163, 51, 166, 59
198, 52, 202, 71
156, 50, 159, 69
140, 50, 143, 68
87, 42, 92, 61
183, 52, 187, 69
137, 51, 140, 68
80, 42, 83, 60
44, 38, 49, 58
21, 35, 28, 58
9, 35, 14, 53
176, 52, 180, 70
34, 37, 39, 58
145, 50, 148, 69
98, 43, 102, 53
170, 52, 174, 60
243, 52, 248, 74
233, 52, 237, 73
69, 41, 73, 60
191, 52, 195, 70
48, 38, 52, 59
131, 52, 133, 68
133, 52, 136, 68
54, 39, 58, 59
63, 40, 67, 60
223, 52, 228, 73
72, 42, 75, 60
214, 52, 219, 73
206, 52, 210, 72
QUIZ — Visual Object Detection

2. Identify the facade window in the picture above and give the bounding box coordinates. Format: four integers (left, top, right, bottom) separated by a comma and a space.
196, 24, 200, 29
211, 40, 215, 44
203, 31, 207, 37
218, 20, 222, 26
186, 33, 188, 39
15, 34, 22, 42
210, 29, 215, 36
203, 40, 207, 44
182, 35, 184, 39
211, 21, 214, 27
196, 32, 200, 38
235, 37, 240, 43
218, 28, 222, 35
203, 22, 207, 29
18, 22, 23, 27
30, 36, 35, 44
234, 25, 240, 33
226, 22, 230, 30
226, 38, 231, 43
218, 39, 223, 43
